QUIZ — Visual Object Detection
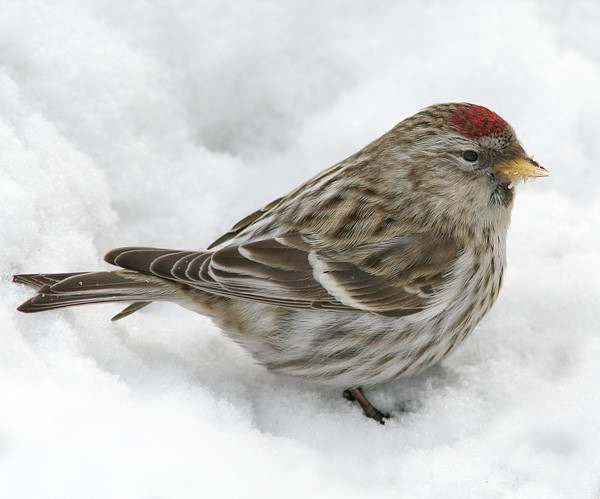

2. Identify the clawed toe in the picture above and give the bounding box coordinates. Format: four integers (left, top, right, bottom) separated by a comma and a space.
343, 386, 391, 424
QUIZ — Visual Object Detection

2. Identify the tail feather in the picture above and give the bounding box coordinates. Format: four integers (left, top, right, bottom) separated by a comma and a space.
13, 270, 181, 315
110, 301, 152, 321
13, 272, 85, 291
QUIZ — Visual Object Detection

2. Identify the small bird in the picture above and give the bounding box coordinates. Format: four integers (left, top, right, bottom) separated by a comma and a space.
14, 103, 547, 423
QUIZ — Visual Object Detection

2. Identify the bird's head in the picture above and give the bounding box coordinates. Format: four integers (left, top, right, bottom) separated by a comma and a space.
446, 103, 547, 188
384, 103, 548, 223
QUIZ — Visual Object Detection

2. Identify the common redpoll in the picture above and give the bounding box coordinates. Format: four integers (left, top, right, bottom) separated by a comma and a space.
14, 103, 547, 423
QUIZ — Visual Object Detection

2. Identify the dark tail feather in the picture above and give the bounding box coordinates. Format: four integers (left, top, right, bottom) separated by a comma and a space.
13, 272, 85, 291
110, 301, 152, 321
13, 270, 180, 316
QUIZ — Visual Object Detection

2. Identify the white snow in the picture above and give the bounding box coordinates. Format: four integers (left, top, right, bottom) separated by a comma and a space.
2, 1, 600, 497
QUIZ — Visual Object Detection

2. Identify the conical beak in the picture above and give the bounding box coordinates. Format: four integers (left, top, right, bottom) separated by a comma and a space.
495, 156, 548, 187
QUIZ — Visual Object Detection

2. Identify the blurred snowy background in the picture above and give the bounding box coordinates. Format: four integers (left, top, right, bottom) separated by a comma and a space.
1, 1, 600, 498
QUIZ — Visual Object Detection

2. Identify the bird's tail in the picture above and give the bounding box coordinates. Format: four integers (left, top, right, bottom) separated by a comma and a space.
13, 270, 181, 320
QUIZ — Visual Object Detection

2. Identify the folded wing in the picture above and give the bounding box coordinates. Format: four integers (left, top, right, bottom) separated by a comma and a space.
105, 232, 460, 317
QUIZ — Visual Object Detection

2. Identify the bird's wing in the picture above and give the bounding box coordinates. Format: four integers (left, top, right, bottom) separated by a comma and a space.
105, 232, 460, 317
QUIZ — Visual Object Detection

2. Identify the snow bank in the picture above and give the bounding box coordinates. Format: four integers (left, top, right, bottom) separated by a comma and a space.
2, 1, 599, 497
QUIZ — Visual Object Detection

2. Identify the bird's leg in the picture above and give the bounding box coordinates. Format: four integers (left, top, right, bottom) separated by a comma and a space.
343, 386, 389, 424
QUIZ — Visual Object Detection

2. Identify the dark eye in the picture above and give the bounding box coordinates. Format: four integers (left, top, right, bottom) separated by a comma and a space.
462, 150, 478, 162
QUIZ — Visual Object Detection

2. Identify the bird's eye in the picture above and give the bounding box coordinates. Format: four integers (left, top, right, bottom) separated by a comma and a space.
462, 150, 478, 162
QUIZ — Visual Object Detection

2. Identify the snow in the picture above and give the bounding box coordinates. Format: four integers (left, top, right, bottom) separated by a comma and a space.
1, 1, 600, 497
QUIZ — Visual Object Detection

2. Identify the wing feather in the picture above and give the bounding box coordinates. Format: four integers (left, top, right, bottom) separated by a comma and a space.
105, 231, 459, 317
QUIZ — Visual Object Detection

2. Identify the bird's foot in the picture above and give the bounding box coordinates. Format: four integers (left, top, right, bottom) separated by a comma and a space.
343, 386, 390, 424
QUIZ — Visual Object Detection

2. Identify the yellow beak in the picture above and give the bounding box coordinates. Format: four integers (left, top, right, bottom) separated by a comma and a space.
496, 156, 548, 186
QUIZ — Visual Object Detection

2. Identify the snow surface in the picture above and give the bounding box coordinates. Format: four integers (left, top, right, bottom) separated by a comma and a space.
1, 1, 600, 498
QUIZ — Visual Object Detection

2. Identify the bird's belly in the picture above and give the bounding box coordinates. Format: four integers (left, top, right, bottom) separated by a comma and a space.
208, 252, 504, 388
213, 298, 487, 387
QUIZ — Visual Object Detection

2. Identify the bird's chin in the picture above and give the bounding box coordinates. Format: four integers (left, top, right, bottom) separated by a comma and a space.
490, 181, 514, 208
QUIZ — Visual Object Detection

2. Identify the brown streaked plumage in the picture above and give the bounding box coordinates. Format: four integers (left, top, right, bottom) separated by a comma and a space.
13, 103, 547, 423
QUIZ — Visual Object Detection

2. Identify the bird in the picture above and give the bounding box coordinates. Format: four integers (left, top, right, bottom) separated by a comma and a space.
13, 103, 547, 423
